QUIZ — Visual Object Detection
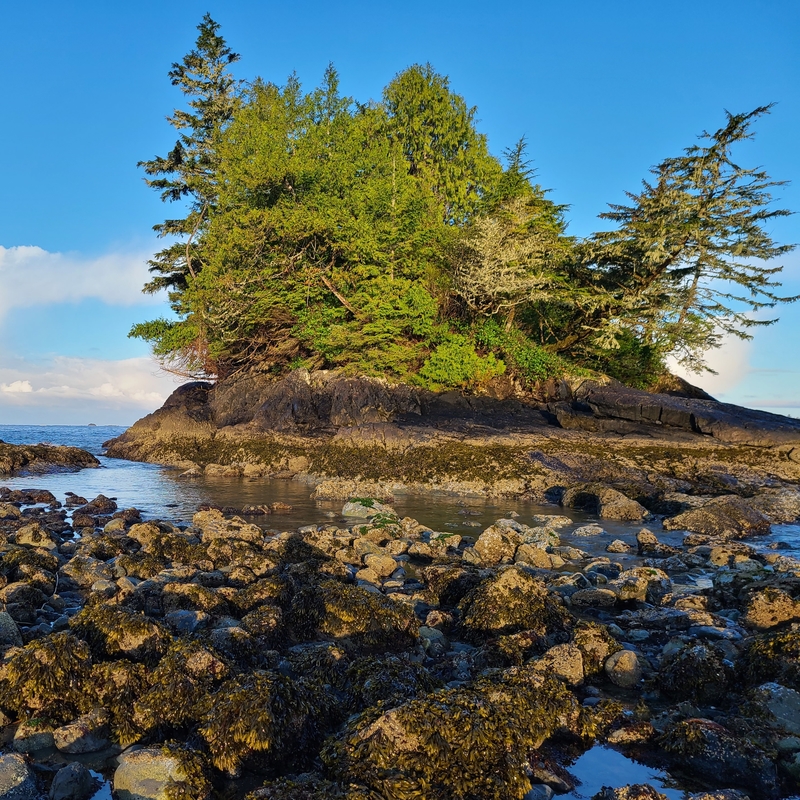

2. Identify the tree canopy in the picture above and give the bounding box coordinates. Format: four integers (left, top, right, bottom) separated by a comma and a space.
131, 17, 795, 391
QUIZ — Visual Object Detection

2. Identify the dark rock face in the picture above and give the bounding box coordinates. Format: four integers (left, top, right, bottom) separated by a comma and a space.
0, 443, 99, 476
103, 370, 800, 515
558, 380, 800, 447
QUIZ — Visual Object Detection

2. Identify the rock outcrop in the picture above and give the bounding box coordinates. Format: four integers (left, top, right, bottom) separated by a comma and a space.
0, 442, 99, 476
104, 370, 800, 516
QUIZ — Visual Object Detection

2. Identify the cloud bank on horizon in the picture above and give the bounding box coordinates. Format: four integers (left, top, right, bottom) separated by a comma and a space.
0, 244, 180, 425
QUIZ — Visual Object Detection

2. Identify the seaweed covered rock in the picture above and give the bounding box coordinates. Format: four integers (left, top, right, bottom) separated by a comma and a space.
198, 671, 332, 775
70, 604, 170, 664
458, 566, 572, 643
133, 640, 229, 736
421, 565, 483, 608
324, 668, 580, 800
658, 644, 734, 705
343, 655, 439, 711
247, 773, 372, 799
659, 718, 778, 798
0, 632, 91, 722
591, 787, 668, 800
741, 628, 800, 690
86, 660, 150, 746
288, 579, 419, 653
663, 496, 771, 540
572, 621, 622, 675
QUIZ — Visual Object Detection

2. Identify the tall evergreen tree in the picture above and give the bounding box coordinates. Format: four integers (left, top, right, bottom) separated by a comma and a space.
139, 13, 241, 294
548, 106, 795, 371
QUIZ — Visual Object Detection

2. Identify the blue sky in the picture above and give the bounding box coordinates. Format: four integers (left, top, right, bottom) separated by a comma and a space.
0, 0, 798, 424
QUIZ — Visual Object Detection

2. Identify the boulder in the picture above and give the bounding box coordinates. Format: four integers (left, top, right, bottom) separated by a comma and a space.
658, 644, 733, 704
532, 643, 584, 686
341, 500, 396, 518
750, 682, 800, 735
0, 753, 39, 799
604, 650, 642, 688
49, 763, 99, 800
562, 485, 649, 521
660, 718, 778, 798
741, 587, 800, 631
54, 708, 111, 754
113, 747, 190, 800
663, 496, 771, 540
458, 566, 572, 642
192, 509, 263, 544
13, 719, 55, 753
474, 524, 522, 565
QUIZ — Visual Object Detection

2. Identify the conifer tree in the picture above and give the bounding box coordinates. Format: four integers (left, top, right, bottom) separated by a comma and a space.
139, 13, 241, 294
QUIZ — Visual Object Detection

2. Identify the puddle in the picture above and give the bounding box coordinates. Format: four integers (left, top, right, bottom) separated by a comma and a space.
556, 745, 683, 800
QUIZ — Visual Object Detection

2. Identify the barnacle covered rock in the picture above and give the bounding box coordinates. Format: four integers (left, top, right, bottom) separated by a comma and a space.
324, 668, 580, 800
458, 565, 572, 643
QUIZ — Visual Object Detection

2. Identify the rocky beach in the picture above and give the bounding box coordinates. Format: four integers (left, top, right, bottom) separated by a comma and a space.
0, 375, 798, 800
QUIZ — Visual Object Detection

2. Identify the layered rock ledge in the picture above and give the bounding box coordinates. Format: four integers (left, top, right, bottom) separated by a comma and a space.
0, 441, 100, 477
105, 370, 800, 507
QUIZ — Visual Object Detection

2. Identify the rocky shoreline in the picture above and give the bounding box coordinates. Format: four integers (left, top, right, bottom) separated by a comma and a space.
0, 480, 798, 799
0, 443, 99, 477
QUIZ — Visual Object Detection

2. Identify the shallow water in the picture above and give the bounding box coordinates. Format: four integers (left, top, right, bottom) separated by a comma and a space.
558, 745, 683, 800
2, 425, 798, 561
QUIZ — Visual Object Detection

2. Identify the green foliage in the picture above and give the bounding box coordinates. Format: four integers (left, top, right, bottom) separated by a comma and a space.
133, 16, 794, 389
576, 328, 665, 388
475, 319, 570, 384
418, 333, 505, 390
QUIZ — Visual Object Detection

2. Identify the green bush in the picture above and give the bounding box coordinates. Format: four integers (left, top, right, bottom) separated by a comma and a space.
475, 319, 570, 385
418, 334, 505, 390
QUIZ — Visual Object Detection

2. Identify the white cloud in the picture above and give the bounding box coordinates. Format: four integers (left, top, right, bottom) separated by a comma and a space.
667, 334, 753, 399
1, 380, 33, 394
0, 355, 182, 424
0, 245, 163, 320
